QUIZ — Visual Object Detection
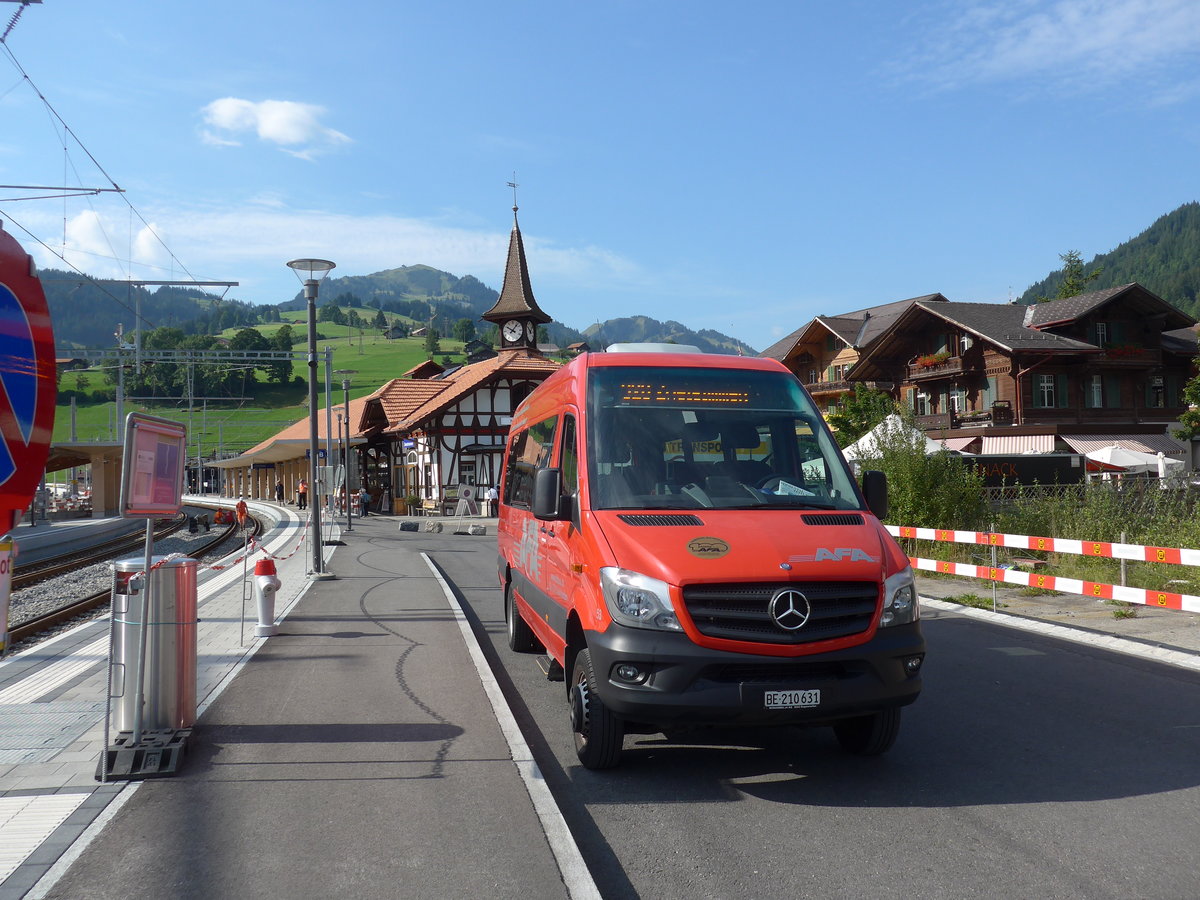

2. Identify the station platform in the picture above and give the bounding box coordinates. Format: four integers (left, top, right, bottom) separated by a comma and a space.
0, 503, 593, 899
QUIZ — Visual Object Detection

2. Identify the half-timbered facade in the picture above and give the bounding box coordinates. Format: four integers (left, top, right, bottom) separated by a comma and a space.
359, 204, 562, 512
362, 352, 560, 511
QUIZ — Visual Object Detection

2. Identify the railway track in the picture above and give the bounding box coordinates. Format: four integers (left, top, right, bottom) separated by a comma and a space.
12, 514, 189, 591
6, 508, 263, 648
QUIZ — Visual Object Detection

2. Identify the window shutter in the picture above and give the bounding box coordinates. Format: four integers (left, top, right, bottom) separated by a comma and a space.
1104, 374, 1121, 409
1056, 375, 1069, 408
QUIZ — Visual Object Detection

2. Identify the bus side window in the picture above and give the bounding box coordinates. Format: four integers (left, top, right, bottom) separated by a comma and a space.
560, 415, 579, 510
506, 416, 559, 510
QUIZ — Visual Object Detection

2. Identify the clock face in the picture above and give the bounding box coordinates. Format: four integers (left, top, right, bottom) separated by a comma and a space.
525, 321, 535, 343
502, 320, 523, 343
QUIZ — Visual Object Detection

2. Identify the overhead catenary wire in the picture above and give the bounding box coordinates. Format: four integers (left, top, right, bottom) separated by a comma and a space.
0, 34, 213, 293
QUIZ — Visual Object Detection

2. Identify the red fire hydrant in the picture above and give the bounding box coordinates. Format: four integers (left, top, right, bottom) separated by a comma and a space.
253, 558, 282, 637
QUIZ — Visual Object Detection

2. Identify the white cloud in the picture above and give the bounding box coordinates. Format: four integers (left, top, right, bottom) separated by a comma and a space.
898, 0, 1200, 95
15, 202, 645, 308
21, 210, 171, 279
199, 98, 351, 159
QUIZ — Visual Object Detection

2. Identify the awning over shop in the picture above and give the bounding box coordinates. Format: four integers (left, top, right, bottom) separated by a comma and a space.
980, 434, 1055, 454
1060, 433, 1187, 458
940, 436, 979, 452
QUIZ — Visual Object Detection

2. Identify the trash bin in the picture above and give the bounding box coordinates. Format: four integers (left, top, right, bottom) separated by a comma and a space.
110, 556, 198, 732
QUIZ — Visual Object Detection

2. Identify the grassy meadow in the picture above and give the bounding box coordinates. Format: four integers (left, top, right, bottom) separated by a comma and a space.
53, 308, 470, 457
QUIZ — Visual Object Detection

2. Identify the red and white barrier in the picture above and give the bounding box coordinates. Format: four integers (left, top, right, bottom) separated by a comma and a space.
887, 524, 1200, 613
887, 525, 1200, 566
906, 555, 1200, 612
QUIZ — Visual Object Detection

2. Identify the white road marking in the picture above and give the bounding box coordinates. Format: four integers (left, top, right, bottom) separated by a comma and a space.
422, 552, 601, 900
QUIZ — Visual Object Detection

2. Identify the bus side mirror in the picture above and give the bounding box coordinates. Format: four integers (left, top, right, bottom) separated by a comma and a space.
533, 467, 564, 520
862, 470, 888, 520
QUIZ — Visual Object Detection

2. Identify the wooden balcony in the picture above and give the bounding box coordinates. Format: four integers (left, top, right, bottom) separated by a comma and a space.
915, 402, 1014, 432
805, 379, 894, 396
806, 379, 852, 396
906, 356, 965, 382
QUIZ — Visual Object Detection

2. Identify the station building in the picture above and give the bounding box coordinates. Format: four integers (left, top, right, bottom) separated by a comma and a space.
213, 205, 562, 513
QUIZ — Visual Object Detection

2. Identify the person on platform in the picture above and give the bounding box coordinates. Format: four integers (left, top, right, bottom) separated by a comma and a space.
297, 478, 308, 510
358, 485, 370, 517
485, 484, 498, 517
274, 480, 284, 503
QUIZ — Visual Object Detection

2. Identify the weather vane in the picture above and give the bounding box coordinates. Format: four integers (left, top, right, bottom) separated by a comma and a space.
507, 173, 519, 211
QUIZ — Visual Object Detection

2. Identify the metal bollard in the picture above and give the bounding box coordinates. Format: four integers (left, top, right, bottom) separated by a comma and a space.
253, 558, 282, 638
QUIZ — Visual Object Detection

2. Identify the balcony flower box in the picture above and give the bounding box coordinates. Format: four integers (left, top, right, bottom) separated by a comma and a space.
915, 351, 951, 369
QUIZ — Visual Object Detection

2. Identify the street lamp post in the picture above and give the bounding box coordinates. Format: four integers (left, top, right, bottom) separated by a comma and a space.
288, 257, 336, 580
334, 368, 357, 531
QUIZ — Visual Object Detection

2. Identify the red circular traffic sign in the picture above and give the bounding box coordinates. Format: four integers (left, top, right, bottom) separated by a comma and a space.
0, 226, 56, 534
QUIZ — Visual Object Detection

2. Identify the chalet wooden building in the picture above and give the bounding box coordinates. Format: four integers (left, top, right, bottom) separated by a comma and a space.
213, 205, 562, 510
845, 284, 1197, 456
761, 294, 947, 416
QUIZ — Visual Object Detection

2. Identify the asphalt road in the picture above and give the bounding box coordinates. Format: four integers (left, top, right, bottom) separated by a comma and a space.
426, 532, 1200, 900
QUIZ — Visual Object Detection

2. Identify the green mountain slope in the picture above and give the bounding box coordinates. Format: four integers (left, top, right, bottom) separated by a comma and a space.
1019, 201, 1200, 315
43, 260, 754, 355
584, 316, 755, 355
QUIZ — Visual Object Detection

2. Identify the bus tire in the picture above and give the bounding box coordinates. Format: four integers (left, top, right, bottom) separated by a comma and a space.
833, 707, 901, 756
506, 582, 541, 653
569, 649, 624, 769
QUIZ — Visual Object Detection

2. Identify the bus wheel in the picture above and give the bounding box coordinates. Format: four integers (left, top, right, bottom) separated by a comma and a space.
569, 649, 624, 769
505, 583, 541, 653
833, 708, 901, 755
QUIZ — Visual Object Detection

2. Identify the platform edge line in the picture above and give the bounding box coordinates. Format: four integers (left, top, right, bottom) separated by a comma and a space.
25, 783, 139, 900
421, 552, 601, 900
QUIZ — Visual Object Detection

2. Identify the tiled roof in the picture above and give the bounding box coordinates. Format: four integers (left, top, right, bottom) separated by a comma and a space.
917, 301, 1097, 352
384, 349, 561, 434
815, 315, 865, 345
233, 394, 374, 462
1022, 284, 1135, 327
759, 292, 947, 360
402, 360, 445, 379
758, 325, 807, 361
376, 379, 450, 425
1162, 325, 1199, 355
482, 211, 552, 324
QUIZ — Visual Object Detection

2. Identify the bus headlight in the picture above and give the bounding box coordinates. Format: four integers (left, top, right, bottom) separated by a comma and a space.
880, 567, 919, 627
600, 567, 682, 632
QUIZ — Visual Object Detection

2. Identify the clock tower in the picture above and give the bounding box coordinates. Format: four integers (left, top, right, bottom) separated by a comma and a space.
482, 201, 552, 352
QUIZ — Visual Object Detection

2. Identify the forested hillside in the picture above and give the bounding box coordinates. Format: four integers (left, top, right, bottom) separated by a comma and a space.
1020, 202, 1200, 316
584, 316, 755, 355
44, 260, 753, 354
42, 271, 259, 347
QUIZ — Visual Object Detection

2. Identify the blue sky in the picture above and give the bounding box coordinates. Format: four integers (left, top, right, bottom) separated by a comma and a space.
2, 0, 1198, 352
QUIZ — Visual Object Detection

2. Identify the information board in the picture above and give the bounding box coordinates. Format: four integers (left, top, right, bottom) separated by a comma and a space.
119, 413, 187, 517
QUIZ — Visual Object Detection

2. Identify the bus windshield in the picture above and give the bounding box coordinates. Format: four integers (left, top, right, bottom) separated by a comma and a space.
585, 365, 863, 511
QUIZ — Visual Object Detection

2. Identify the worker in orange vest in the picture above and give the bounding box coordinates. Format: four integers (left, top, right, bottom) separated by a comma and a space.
297, 479, 308, 510
235, 498, 248, 530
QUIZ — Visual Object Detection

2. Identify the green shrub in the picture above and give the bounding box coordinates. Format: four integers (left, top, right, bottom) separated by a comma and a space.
858, 410, 987, 531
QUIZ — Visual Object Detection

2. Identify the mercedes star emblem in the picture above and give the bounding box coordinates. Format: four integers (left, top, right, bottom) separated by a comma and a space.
769, 588, 811, 631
